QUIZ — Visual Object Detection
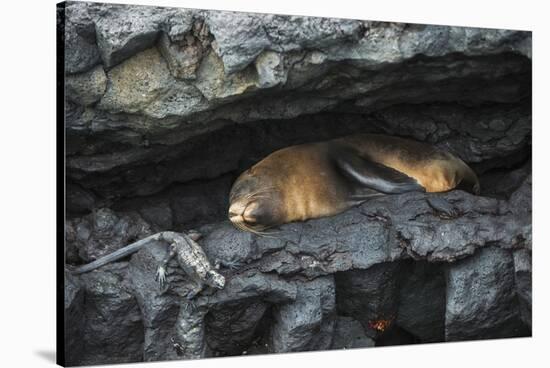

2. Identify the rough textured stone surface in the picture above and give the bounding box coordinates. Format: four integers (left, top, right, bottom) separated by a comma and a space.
336, 263, 402, 338
63, 2, 102, 74
66, 208, 153, 262
112, 174, 234, 231
78, 264, 144, 365
124, 234, 297, 360
66, 182, 98, 215
513, 249, 532, 328
158, 17, 212, 80
205, 12, 363, 74
98, 47, 208, 118
205, 301, 269, 355
480, 160, 531, 199
371, 102, 531, 167
390, 187, 531, 262
270, 276, 336, 353
445, 247, 528, 341
65, 65, 107, 106
91, 3, 192, 68
126, 238, 182, 362
64, 273, 85, 366
396, 262, 446, 342
62, 2, 532, 365
66, 163, 532, 364
331, 316, 375, 349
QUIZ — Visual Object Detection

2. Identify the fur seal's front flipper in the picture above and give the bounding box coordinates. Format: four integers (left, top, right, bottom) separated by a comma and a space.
333, 147, 426, 194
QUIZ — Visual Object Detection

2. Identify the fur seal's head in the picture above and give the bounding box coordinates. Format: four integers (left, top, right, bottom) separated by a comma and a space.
228, 169, 284, 234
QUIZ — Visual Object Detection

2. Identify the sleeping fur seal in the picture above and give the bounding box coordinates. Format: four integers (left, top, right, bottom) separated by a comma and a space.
228, 134, 479, 234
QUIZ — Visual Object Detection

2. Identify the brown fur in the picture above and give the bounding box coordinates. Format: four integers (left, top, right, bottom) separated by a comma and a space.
228, 134, 479, 232
337, 134, 479, 193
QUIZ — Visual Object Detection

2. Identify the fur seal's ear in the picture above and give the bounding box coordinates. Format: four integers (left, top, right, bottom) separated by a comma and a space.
332, 146, 425, 194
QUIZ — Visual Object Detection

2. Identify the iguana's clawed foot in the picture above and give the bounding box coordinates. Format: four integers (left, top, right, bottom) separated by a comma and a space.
225, 259, 243, 270
182, 301, 197, 312
185, 287, 202, 301
170, 337, 185, 356
155, 266, 167, 290
215, 258, 243, 271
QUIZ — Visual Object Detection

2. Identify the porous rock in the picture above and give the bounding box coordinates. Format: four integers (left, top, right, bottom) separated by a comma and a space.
66, 208, 153, 262
206, 12, 363, 74
396, 261, 446, 342
158, 18, 212, 80
372, 102, 531, 167
62, 2, 102, 74
97, 47, 207, 118
126, 238, 182, 361
336, 263, 403, 338
66, 182, 98, 215
205, 300, 269, 355
331, 316, 375, 350
66, 65, 107, 106
445, 247, 528, 341
513, 249, 532, 328
91, 3, 192, 68
64, 174, 532, 364
270, 276, 336, 353
126, 235, 297, 360
77, 264, 144, 365
64, 273, 85, 366
64, 3, 531, 189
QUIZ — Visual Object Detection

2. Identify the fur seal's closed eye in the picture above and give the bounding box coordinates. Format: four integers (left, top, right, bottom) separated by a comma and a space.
228, 134, 479, 233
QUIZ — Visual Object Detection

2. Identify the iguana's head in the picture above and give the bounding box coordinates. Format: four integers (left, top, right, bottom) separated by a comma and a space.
206, 270, 225, 289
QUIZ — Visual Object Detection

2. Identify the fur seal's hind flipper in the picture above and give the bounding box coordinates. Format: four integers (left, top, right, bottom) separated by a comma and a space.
333, 147, 425, 194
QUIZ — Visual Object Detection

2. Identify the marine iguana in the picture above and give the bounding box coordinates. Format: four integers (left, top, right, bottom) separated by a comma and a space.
68, 230, 225, 298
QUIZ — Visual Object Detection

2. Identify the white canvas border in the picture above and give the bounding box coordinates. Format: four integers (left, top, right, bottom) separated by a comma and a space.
1, 0, 546, 367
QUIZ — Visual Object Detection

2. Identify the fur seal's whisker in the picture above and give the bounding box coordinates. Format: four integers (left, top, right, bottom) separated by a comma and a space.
229, 185, 278, 207
232, 221, 245, 232
256, 232, 279, 238
243, 187, 276, 200
250, 229, 271, 237
245, 194, 271, 200
230, 219, 274, 237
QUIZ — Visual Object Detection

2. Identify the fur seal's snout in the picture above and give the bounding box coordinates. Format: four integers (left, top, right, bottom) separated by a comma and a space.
228, 200, 256, 222
228, 202, 246, 222
229, 199, 268, 232
227, 170, 284, 234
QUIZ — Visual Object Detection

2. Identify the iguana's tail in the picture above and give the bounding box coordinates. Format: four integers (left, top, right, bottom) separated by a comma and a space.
69, 233, 159, 274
